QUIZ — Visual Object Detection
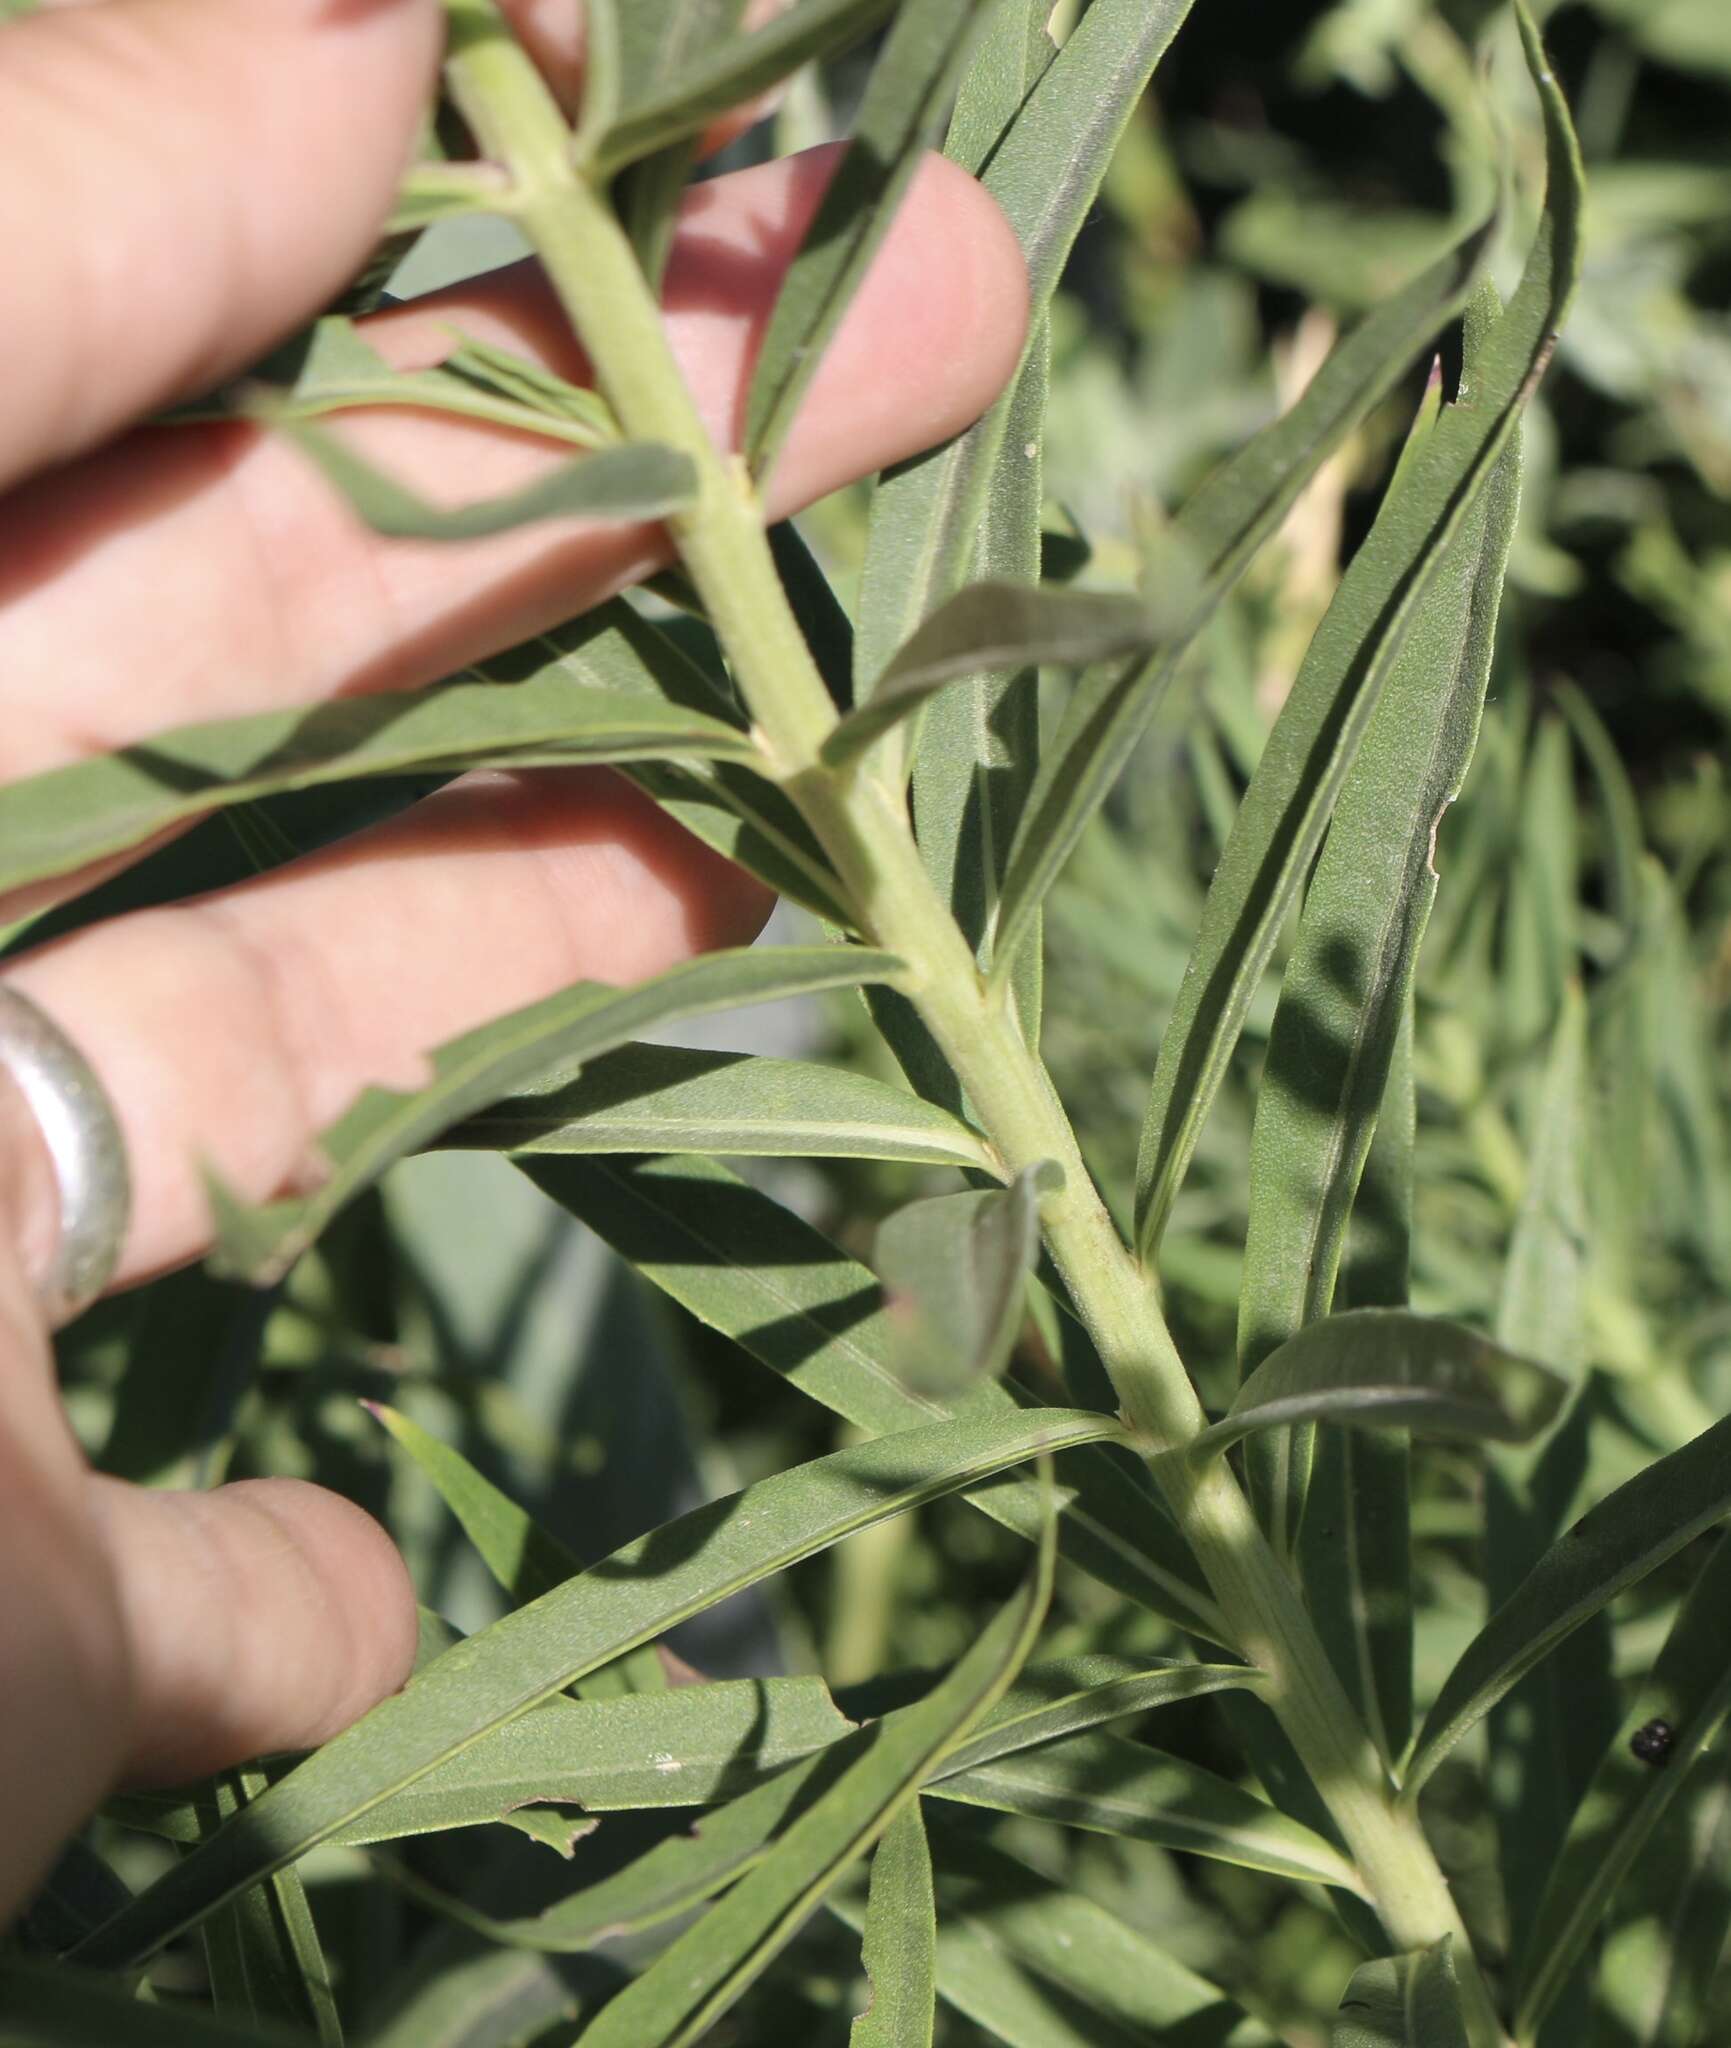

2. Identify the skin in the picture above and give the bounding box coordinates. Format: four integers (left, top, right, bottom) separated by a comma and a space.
0, 0, 1027, 1921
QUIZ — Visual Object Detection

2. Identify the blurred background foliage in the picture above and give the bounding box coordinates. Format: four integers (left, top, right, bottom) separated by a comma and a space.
35, 0, 1731, 2040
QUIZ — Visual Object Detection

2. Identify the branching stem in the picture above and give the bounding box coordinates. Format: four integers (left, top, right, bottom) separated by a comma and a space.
445, 10, 1505, 2040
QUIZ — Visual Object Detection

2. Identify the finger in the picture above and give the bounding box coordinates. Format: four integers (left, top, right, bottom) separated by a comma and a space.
0, 148, 1029, 780
88, 1474, 417, 1785
0, 1215, 133, 1920
5, 770, 769, 1283
0, 0, 443, 491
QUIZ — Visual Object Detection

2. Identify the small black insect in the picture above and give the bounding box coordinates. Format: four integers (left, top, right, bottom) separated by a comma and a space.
1630, 1717, 1675, 1766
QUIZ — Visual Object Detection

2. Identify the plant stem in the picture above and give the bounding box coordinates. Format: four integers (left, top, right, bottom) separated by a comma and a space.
445, 12, 1504, 2038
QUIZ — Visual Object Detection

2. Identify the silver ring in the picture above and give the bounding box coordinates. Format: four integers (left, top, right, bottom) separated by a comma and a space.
0, 987, 130, 1327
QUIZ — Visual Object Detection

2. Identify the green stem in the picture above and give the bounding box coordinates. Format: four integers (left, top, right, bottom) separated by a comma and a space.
443, 12, 1503, 2039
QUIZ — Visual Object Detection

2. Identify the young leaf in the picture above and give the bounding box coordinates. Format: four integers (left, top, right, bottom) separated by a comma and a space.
850, 1804, 938, 2048
522, 1152, 1226, 1642
276, 420, 694, 541
933, 1732, 1362, 1891
874, 1162, 1058, 1392
575, 1506, 1054, 2048
1403, 1410, 1731, 1802
746, 0, 991, 478
833, 1830, 1279, 2048
253, 314, 615, 450
0, 677, 755, 901
72, 1407, 1117, 1968
1333, 1939, 1469, 2048
439, 1042, 995, 1174
1132, 9, 1583, 1258
1233, 295, 1522, 1553
824, 586, 1153, 767
597, 0, 900, 172
1185, 1310, 1567, 1465
1516, 1534, 1731, 2043
207, 945, 903, 1284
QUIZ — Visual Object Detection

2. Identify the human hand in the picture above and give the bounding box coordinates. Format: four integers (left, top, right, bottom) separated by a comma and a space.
0, 0, 1026, 1923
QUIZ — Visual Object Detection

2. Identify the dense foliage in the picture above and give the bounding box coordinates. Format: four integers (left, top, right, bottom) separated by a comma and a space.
6, 0, 1731, 2043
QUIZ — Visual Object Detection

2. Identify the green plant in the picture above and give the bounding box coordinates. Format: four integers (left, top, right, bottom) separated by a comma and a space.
9, 0, 1731, 2043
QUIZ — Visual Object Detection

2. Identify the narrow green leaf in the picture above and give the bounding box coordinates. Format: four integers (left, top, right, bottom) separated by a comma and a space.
747, 0, 991, 477
826, 586, 1153, 767
439, 1043, 995, 1173
874, 1163, 1058, 1392
255, 314, 615, 450
833, 1830, 1278, 2048
0, 677, 754, 902
71, 1408, 1117, 1968
386, 159, 516, 232
598, 0, 899, 172
577, 1505, 1054, 2048
1403, 1411, 1731, 1802
522, 1152, 1227, 1643
1502, 712, 1580, 1050
939, 1655, 1257, 1778
207, 945, 902, 1283
850, 1803, 938, 2048
363, 1656, 1255, 1943
1187, 1310, 1566, 1466
194, 1772, 343, 2047
770, 521, 856, 713
856, 0, 1199, 696
324, 1677, 859, 1842
1517, 1534, 1731, 2042
1234, 296, 1522, 1553
1497, 985, 1591, 1378
1302, 999, 1416, 1768
1333, 1939, 1469, 2048
1485, 988, 1602, 1995
364, 1403, 665, 1697
277, 421, 693, 541
932, 1732, 1362, 1891
1132, 9, 1582, 1257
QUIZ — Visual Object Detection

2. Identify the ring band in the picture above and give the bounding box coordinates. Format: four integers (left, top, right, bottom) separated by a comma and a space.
0, 987, 130, 1327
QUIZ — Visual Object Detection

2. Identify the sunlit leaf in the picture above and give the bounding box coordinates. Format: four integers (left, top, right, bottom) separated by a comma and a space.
440, 1042, 995, 1174
73, 1408, 1118, 1967
1234, 284, 1522, 1554
576, 1505, 1053, 2048
1132, 10, 1582, 1257
275, 420, 693, 541
523, 1152, 1226, 1643
207, 946, 902, 1283
1186, 1310, 1566, 1466
746, 0, 991, 477
849, 1803, 937, 2048
825, 586, 1153, 767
